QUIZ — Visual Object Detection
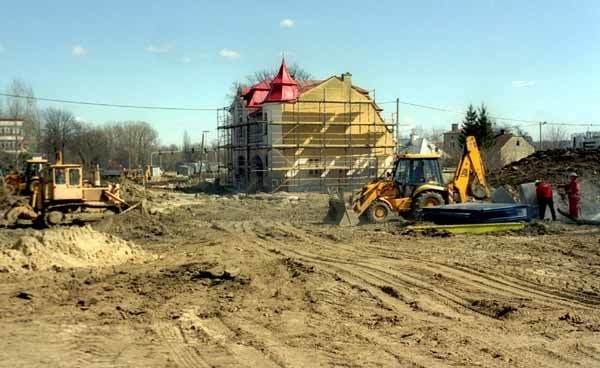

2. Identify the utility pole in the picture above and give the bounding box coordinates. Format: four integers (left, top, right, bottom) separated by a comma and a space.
200, 130, 209, 177
539, 121, 547, 150
396, 98, 400, 152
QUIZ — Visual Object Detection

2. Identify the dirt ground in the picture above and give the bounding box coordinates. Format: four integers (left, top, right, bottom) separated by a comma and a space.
1, 191, 600, 367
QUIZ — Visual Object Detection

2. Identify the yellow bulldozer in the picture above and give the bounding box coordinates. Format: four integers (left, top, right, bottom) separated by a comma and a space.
1, 154, 132, 227
326, 136, 490, 226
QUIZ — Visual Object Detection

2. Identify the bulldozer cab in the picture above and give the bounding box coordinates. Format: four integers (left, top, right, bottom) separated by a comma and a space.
393, 154, 444, 197
50, 164, 84, 200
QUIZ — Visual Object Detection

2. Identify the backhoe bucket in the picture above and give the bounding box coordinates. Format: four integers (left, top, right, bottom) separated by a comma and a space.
324, 187, 360, 226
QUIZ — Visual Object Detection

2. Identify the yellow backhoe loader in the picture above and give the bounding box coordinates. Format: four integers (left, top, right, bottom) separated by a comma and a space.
1, 154, 132, 227
326, 136, 489, 226
3, 157, 48, 195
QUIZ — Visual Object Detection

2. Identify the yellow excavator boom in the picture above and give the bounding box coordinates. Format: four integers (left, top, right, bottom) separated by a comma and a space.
450, 136, 489, 202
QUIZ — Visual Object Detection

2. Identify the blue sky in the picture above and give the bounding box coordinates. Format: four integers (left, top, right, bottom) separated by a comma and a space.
1, 0, 599, 145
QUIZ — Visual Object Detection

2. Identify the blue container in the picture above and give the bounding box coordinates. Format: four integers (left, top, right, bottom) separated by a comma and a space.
422, 203, 531, 225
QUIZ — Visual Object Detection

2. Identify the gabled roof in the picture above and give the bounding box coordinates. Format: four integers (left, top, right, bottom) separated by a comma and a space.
494, 133, 532, 149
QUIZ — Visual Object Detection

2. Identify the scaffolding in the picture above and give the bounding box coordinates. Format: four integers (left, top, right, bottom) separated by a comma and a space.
217, 96, 396, 193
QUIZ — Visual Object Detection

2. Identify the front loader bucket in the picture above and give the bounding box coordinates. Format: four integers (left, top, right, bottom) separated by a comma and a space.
324, 187, 360, 226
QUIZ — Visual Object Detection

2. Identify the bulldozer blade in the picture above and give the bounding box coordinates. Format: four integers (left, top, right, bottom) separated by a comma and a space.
2, 205, 38, 226
324, 188, 361, 226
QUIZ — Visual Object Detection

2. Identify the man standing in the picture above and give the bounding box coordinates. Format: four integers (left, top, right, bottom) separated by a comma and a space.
535, 180, 557, 220
561, 172, 581, 219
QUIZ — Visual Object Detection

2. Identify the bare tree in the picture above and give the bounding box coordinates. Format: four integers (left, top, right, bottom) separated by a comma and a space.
41, 107, 78, 161
71, 123, 109, 170
112, 121, 158, 168
545, 125, 567, 149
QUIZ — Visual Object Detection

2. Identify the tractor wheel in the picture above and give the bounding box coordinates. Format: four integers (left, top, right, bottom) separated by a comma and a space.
415, 191, 445, 209
413, 191, 445, 220
367, 201, 392, 224
45, 211, 65, 226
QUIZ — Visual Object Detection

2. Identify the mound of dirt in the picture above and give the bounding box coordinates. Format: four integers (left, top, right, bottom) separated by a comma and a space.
0, 226, 148, 272
489, 148, 600, 187
119, 179, 156, 202
93, 210, 172, 242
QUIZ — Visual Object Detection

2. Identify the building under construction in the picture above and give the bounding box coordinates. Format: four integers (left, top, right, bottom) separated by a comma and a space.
218, 59, 396, 192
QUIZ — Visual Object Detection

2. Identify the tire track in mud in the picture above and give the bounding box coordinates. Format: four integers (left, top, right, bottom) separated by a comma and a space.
236, 222, 552, 367
281, 223, 600, 310
153, 311, 282, 368
347, 238, 600, 308
153, 321, 211, 368
233, 222, 542, 367
231, 222, 594, 367
221, 221, 452, 367
217, 220, 597, 367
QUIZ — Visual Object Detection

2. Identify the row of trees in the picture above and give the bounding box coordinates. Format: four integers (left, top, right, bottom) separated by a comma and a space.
457, 104, 569, 150
0, 79, 159, 171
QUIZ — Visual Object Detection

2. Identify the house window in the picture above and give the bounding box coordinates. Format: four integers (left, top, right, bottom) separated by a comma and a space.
516, 139, 520, 146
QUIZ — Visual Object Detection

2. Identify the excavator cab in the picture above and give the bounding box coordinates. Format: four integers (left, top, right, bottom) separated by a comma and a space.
393, 155, 445, 198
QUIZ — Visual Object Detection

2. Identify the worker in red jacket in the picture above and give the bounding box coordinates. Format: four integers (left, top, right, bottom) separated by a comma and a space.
535, 180, 556, 220
560, 172, 581, 219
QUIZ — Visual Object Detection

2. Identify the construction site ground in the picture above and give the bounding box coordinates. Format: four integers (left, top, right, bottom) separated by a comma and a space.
1, 191, 600, 367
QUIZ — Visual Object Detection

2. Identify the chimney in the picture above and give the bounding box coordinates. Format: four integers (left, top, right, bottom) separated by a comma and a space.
341, 72, 352, 84
451, 123, 459, 131
341, 72, 352, 98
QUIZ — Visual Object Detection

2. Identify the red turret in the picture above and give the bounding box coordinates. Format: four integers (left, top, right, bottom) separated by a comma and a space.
263, 58, 298, 103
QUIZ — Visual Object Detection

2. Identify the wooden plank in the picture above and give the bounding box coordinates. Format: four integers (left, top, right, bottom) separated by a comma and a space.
408, 222, 525, 234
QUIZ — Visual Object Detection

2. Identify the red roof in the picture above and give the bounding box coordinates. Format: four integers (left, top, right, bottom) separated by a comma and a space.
263, 58, 299, 103
237, 63, 374, 108
247, 90, 269, 107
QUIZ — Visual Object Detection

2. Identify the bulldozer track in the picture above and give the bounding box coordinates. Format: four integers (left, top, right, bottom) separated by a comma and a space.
153, 310, 282, 368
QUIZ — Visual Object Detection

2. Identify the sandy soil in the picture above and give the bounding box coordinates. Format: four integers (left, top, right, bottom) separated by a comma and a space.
0, 191, 599, 367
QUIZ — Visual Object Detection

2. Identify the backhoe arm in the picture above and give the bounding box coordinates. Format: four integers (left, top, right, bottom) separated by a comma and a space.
451, 136, 489, 202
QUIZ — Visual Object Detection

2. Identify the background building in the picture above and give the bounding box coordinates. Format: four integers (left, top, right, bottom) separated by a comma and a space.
219, 59, 396, 192
0, 118, 25, 153
487, 131, 535, 168
572, 131, 600, 149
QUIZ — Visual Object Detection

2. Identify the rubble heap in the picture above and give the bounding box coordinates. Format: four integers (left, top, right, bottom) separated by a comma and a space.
489, 149, 600, 187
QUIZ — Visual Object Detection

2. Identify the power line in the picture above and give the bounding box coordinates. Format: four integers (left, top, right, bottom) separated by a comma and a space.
0, 92, 221, 111
4, 90, 600, 128
381, 97, 600, 127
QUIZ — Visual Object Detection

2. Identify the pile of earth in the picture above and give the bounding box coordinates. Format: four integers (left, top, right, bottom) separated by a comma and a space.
93, 210, 172, 242
118, 179, 157, 202
0, 225, 148, 273
489, 148, 600, 187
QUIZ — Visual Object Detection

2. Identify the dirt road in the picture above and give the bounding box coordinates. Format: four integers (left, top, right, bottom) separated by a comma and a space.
1, 192, 599, 367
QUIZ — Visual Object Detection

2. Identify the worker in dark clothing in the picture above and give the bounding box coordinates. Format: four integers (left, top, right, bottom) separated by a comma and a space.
535, 180, 556, 220
560, 172, 581, 219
